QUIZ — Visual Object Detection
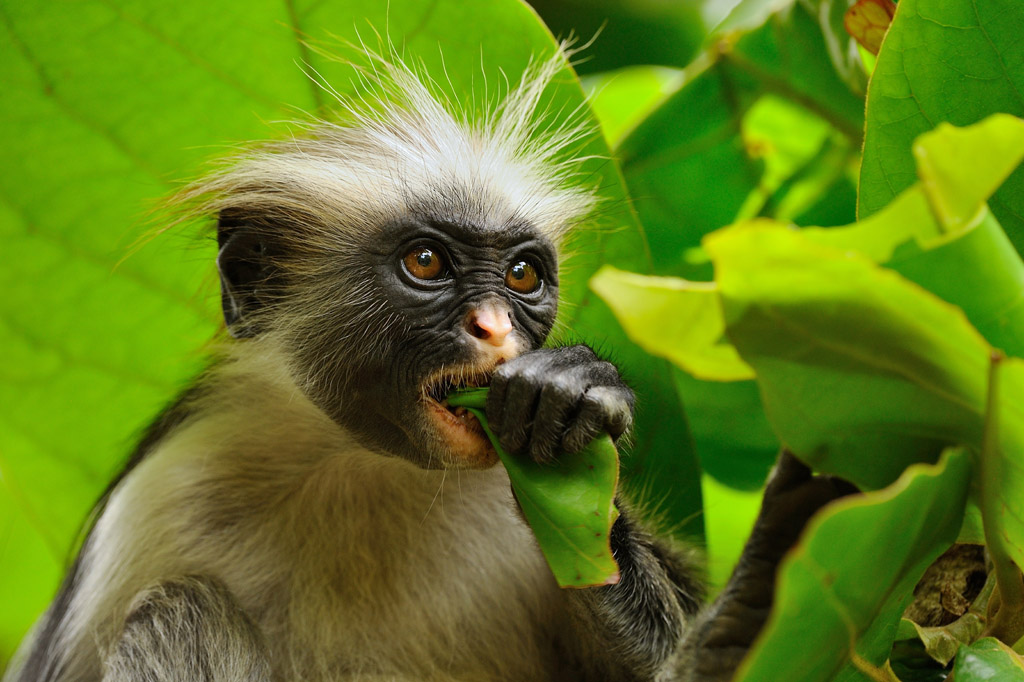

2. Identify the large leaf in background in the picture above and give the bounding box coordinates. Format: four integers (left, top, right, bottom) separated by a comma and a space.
609, 0, 866, 490
590, 270, 753, 381
988, 358, 1024, 577
859, 0, 1024, 254
527, 0, 706, 74
619, 0, 864, 280
735, 450, 970, 682
596, 116, 1024, 491
810, 114, 1024, 358
0, 0, 707, 665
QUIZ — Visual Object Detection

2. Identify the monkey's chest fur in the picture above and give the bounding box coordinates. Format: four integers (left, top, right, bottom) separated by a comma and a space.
61, 376, 570, 682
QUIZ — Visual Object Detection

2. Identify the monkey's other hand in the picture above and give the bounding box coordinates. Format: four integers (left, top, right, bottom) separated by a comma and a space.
486, 345, 634, 464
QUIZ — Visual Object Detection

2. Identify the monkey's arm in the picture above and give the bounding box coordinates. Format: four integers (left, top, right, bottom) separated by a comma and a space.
101, 576, 271, 682
563, 508, 705, 681
662, 452, 856, 682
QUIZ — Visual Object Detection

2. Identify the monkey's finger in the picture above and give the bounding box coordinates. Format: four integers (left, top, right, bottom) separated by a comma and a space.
561, 393, 604, 454
528, 380, 577, 463
486, 367, 511, 438
494, 370, 543, 455
562, 387, 632, 453
599, 387, 634, 440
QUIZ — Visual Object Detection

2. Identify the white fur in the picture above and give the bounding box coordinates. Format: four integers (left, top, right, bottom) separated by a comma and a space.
181, 48, 597, 248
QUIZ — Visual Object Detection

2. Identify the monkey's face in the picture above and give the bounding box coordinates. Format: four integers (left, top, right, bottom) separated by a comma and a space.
347, 216, 559, 469
218, 209, 560, 470
328, 216, 560, 468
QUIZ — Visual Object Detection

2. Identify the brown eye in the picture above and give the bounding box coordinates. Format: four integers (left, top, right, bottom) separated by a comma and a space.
505, 260, 540, 294
403, 246, 445, 280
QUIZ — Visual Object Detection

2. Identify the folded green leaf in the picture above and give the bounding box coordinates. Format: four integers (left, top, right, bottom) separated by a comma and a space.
707, 223, 990, 488
984, 358, 1024, 586
445, 388, 620, 589
735, 449, 970, 682
902, 616, 985, 667
913, 115, 1024, 233
808, 115, 1024, 357
590, 267, 753, 382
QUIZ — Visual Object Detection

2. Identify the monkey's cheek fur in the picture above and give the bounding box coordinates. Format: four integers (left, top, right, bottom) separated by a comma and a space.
423, 398, 498, 469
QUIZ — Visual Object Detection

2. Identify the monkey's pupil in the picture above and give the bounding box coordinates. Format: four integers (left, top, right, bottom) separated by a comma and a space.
417, 252, 433, 267
511, 264, 525, 279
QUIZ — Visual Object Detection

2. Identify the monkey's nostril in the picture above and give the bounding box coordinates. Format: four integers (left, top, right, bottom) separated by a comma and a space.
466, 305, 513, 347
470, 320, 492, 340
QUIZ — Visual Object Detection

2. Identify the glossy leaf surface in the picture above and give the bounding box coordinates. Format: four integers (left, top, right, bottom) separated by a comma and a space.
953, 638, 1024, 681
859, 0, 1024, 254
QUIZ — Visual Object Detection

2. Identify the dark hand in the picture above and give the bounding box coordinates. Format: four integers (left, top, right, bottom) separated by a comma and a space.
486, 345, 634, 463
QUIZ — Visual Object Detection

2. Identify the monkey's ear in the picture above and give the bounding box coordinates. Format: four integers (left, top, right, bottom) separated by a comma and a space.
216, 213, 278, 339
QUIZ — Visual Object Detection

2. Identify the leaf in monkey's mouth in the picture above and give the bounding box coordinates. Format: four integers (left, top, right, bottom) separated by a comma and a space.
423, 369, 491, 419
420, 369, 495, 465
446, 387, 621, 589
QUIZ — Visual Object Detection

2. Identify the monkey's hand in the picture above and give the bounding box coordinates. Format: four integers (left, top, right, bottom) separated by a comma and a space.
485, 345, 634, 464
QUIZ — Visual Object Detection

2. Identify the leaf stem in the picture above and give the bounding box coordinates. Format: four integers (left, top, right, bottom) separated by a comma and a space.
720, 51, 864, 145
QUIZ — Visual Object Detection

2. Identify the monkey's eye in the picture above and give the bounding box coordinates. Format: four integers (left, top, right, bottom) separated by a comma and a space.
403, 246, 446, 281
505, 260, 541, 294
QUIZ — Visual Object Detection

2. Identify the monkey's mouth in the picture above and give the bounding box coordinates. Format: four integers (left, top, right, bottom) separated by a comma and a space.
420, 368, 496, 467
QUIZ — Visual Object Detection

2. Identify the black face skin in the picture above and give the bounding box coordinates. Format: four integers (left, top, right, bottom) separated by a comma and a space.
217, 207, 561, 467
330, 215, 561, 466
218, 208, 635, 470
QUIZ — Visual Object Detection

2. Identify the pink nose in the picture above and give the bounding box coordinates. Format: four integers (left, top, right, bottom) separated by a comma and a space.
466, 305, 513, 347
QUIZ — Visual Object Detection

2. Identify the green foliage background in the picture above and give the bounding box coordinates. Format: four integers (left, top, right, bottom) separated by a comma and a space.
4, 0, 1024, 678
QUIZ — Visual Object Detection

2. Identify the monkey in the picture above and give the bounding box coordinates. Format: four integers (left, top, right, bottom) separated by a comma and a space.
4, 49, 851, 682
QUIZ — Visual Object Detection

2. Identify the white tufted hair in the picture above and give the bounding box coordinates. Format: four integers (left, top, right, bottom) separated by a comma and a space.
178, 45, 599, 252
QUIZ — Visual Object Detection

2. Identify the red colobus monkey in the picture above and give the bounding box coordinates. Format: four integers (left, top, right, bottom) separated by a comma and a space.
7, 50, 848, 682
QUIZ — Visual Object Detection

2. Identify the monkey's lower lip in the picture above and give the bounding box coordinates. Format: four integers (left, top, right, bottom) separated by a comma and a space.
423, 397, 497, 466
420, 365, 498, 465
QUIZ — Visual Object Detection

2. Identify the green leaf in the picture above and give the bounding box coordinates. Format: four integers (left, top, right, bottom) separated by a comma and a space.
807, 115, 1024, 357
739, 94, 856, 223
618, 60, 761, 279
803, 0, 869, 96
953, 638, 1024, 681
608, 0, 866, 490
903, 616, 986, 667
589, 267, 753, 381
859, 0, 1024, 255
985, 358, 1024, 579
735, 449, 971, 682
890, 209, 1024, 360
446, 388, 620, 588
567, 62, 708, 535
580, 66, 684, 149
913, 115, 1024, 233
673, 370, 778, 490
706, 222, 990, 489
729, 2, 865, 144
588, 266, 778, 489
